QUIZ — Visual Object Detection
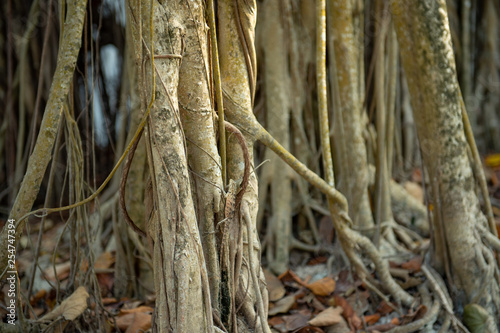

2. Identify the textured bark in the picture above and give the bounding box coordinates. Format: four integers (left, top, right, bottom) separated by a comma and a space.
392, 0, 500, 325
114, 32, 149, 298
131, 1, 213, 331
177, 0, 223, 313
328, 0, 373, 229
218, 0, 271, 331
259, 0, 292, 275
0, 0, 88, 273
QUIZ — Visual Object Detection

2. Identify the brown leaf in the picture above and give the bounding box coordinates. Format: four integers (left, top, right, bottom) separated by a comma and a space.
94, 252, 115, 270
307, 256, 328, 266
43, 262, 71, 281
283, 312, 311, 331
125, 312, 152, 333
307, 277, 336, 296
41, 286, 89, 321
310, 296, 327, 312
264, 268, 286, 301
97, 273, 114, 294
346, 290, 370, 314
309, 306, 343, 326
119, 306, 154, 315
400, 256, 422, 273
279, 270, 307, 286
364, 313, 381, 325
268, 316, 285, 327
376, 301, 395, 315
334, 296, 362, 329
269, 295, 296, 316
102, 297, 117, 305
116, 312, 152, 332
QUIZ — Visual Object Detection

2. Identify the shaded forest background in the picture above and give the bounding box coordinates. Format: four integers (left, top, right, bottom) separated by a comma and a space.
1, 0, 500, 332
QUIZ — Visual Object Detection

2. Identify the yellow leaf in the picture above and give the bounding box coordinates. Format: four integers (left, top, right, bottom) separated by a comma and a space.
485, 154, 500, 168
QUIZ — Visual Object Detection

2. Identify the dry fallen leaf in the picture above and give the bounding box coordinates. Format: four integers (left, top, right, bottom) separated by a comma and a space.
41, 286, 89, 321
94, 252, 115, 270
43, 262, 72, 281
279, 270, 307, 287
116, 312, 152, 332
334, 296, 362, 330
126, 312, 152, 333
400, 256, 422, 273
264, 269, 286, 301
102, 297, 118, 305
309, 306, 343, 326
268, 316, 285, 327
376, 300, 395, 315
120, 306, 154, 315
96, 273, 114, 294
364, 313, 381, 325
283, 312, 311, 331
306, 277, 336, 296
269, 295, 296, 316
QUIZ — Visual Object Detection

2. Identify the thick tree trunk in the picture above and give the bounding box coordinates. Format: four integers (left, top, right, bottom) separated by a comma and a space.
259, 0, 292, 275
129, 1, 213, 331
177, 0, 223, 313
392, 0, 500, 327
218, 0, 271, 331
328, 0, 373, 230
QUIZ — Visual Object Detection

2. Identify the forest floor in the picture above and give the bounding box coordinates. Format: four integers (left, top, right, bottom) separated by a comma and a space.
2, 156, 500, 332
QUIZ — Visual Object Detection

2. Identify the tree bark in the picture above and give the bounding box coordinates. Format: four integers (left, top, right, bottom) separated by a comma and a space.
218, 0, 271, 331
259, 0, 292, 275
392, 0, 500, 326
130, 1, 213, 331
328, 0, 373, 230
0, 0, 88, 274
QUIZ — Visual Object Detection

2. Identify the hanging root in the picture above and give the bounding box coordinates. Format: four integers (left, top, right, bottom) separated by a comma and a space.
119, 128, 147, 237
242, 203, 271, 333
223, 121, 250, 206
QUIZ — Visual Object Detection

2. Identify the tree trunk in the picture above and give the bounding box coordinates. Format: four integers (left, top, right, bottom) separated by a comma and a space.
129, 1, 213, 331
259, 0, 292, 275
328, 0, 373, 230
392, 0, 500, 327
218, 0, 271, 331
